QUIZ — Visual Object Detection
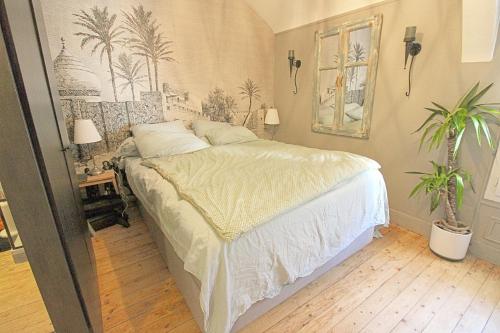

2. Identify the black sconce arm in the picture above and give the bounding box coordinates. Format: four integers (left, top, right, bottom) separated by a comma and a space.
288, 50, 302, 94
403, 26, 422, 97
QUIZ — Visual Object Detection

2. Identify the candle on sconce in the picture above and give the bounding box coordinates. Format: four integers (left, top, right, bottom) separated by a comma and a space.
403, 26, 416, 42
288, 49, 295, 59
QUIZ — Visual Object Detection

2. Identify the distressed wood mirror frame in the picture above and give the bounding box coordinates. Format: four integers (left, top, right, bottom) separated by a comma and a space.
312, 15, 383, 138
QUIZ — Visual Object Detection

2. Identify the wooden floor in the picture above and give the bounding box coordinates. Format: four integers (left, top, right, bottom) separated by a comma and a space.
0, 251, 54, 332
93, 217, 500, 333
1, 217, 499, 333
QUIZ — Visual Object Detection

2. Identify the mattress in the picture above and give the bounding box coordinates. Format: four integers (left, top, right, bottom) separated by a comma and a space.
125, 157, 389, 332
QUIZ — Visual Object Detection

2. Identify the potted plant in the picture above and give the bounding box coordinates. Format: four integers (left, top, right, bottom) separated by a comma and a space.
409, 82, 499, 260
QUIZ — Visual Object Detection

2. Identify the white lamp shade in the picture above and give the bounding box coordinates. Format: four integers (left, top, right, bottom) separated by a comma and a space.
265, 108, 280, 125
73, 119, 102, 144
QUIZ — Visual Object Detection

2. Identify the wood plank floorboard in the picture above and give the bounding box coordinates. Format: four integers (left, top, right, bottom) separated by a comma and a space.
2, 215, 499, 333
0, 251, 54, 333
91, 218, 500, 333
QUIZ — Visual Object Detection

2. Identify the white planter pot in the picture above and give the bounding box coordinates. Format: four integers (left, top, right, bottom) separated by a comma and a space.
429, 220, 472, 261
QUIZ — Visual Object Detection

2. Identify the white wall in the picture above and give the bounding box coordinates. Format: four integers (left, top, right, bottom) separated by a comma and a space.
246, 0, 390, 33
462, 0, 500, 62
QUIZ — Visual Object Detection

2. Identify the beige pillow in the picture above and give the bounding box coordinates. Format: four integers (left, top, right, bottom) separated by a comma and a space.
205, 126, 258, 145
131, 120, 188, 137
114, 137, 139, 158
192, 119, 231, 138
134, 131, 209, 158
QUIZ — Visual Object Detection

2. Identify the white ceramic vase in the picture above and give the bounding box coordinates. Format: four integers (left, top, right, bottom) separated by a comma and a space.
429, 220, 472, 261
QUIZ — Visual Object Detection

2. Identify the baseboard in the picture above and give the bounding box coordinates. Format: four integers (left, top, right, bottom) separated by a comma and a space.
470, 239, 500, 265
390, 208, 500, 265
389, 208, 432, 238
11, 247, 27, 264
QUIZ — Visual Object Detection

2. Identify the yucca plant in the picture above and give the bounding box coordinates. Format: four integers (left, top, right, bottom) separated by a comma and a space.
409, 82, 499, 233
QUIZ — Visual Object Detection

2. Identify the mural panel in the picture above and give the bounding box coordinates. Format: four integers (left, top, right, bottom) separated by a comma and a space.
41, 0, 275, 156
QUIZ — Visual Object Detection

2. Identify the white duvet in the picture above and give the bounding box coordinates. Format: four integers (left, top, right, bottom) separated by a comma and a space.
125, 158, 389, 333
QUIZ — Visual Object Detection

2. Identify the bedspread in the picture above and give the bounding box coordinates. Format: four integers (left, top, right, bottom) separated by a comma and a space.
141, 140, 380, 241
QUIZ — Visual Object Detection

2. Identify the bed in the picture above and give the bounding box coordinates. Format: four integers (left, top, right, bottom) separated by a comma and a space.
121, 135, 389, 332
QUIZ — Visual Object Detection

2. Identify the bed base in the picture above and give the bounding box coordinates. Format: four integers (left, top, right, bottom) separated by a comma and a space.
138, 203, 374, 332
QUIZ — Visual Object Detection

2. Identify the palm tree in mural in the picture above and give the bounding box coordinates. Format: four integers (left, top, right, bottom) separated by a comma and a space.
73, 6, 123, 102
122, 10, 175, 92
121, 5, 154, 91
150, 31, 175, 91
114, 53, 147, 102
239, 79, 261, 127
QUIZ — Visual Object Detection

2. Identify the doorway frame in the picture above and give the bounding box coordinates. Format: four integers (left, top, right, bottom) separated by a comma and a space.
0, 0, 102, 331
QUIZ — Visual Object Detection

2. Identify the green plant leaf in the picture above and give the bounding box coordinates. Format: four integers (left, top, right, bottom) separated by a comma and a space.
414, 111, 440, 133
477, 103, 500, 107
409, 181, 427, 198
419, 123, 438, 151
431, 102, 449, 115
468, 82, 493, 107
455, 173, 464, 208
429, 124, 447, 150
457, 82, 480, 108
453, 128, 465, 157
430, 191, 440, 212
470, 115, 482, 146
477, 115, 494, 148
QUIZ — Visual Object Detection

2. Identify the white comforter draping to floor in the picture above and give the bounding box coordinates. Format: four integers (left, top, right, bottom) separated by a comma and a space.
126, 158, 389, 332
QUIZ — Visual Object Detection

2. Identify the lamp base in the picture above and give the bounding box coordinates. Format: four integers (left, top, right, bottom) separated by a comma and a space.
88, 167, 103, 176
88, 154, 103, 176
269, 125, 279, 140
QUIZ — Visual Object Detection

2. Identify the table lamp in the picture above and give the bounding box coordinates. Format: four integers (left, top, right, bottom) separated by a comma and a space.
265, 108, 280, 140
74, 119, 103, 175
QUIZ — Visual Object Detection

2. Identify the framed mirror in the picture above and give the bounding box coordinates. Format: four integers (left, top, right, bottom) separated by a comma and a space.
312, 15, 382, 138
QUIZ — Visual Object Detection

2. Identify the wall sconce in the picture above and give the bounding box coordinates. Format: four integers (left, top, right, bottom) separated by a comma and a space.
403, 26, 422, 97
288, 50, 302, 94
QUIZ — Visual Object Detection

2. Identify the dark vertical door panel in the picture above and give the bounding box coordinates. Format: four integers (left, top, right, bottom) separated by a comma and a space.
0, 10, 90, 333
0, 0, 102, 332
0, 33, 89, 333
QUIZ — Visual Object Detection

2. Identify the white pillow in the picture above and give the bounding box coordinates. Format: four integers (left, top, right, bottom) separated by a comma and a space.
192, 119, 231, 138
131, 120, 188, 137
113, 137, 139, 158
205, 126, 258, 145
134, 132, 210, 158
344, 103, 363, 121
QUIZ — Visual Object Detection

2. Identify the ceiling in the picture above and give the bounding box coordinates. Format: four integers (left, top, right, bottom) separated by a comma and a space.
246, 0, 500, 63
244, 0, 388, 33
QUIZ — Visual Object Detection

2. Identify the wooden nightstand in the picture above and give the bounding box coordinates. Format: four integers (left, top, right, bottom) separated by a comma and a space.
79, 170, 118, 193
79, 170, 129, 229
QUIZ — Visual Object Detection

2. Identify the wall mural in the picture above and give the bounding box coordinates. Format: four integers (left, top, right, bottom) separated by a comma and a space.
41, 0, 274, 158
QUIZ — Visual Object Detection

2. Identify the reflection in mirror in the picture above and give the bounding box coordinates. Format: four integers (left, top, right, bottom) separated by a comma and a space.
319, 34, 339, 68
344, 65, 367, 131
347, 27, 371, 64
318, 69, 338, 126
313, 15, 382, 138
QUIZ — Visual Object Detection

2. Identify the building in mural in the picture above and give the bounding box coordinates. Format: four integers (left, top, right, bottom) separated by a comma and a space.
162, 83, 204, 122
53, 40, 164, 158
47, 2, 273, 159
53, 40, 268, 160
53, 38, 101, 102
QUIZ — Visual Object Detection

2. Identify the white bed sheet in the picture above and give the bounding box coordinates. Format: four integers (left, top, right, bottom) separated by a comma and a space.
125, 157, 389, 333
